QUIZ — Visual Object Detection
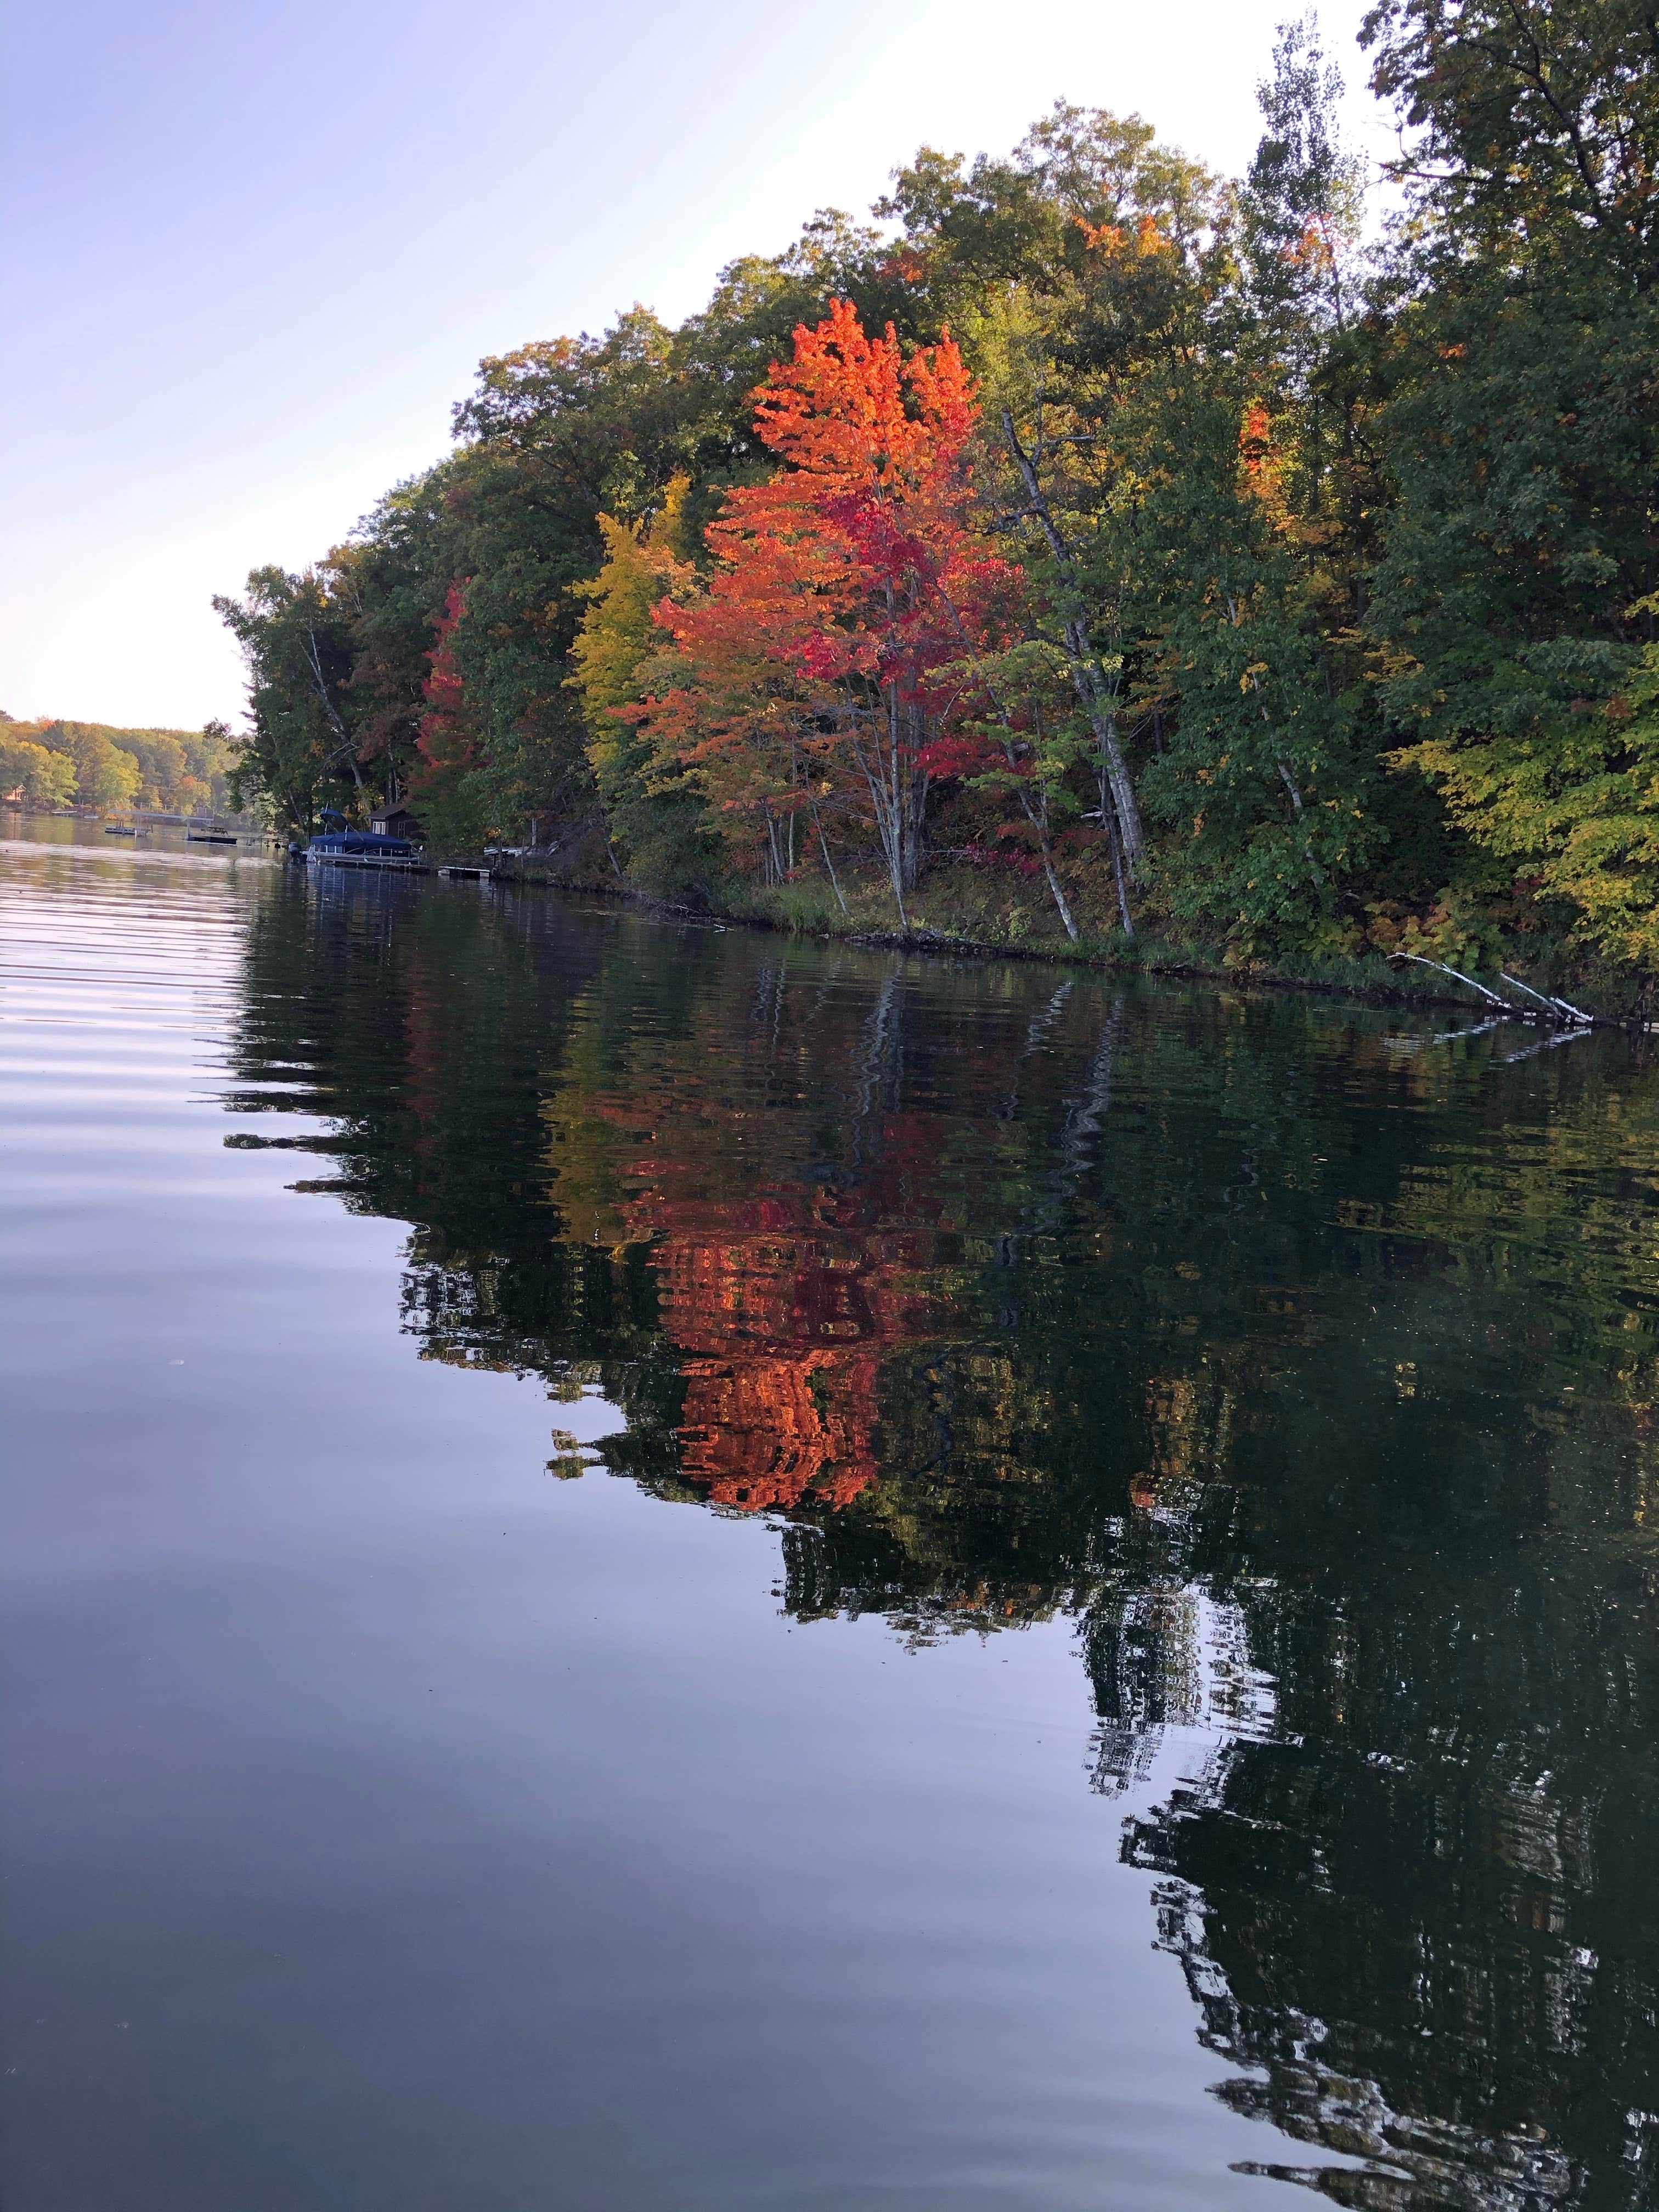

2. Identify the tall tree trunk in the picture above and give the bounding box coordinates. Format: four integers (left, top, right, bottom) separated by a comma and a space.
1097, 766, 1135, 937
1001, 411, 1144, 870
304, 627, 365, 794
1041, 850, 1079, 941
848, 687, 912, 929
808, 793, 849, 916
996, 731, 1079, 942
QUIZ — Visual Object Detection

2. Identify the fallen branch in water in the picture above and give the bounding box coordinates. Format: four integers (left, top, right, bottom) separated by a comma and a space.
1387, 952, 1516, 1009
1387, 953, 1599, 1026
1497, 970, 1561, 1017
1500, 972, 1593, 1026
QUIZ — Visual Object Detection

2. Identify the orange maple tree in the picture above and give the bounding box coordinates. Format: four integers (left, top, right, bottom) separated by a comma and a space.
640, 301, 1013, 924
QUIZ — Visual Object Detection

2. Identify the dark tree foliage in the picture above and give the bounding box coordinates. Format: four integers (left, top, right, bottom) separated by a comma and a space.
1361, 0, 1659, 964
1362, 0, 1659, 284
212, 566, 364, 833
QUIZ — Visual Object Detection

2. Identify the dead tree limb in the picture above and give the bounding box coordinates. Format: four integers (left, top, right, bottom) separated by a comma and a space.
1388, 952, 1517, 1009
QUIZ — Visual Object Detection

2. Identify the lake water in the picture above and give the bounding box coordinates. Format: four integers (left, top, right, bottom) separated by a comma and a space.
4, 812, 1658, 2210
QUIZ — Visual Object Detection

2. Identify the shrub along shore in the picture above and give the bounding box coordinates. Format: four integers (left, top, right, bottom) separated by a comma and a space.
216, 4, 1659, 1011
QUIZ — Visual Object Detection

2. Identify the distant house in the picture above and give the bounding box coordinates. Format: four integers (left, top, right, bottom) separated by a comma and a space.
370, 806, 426, 842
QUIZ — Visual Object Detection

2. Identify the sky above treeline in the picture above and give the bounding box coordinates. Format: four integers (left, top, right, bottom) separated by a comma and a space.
2, 0, 1387, 731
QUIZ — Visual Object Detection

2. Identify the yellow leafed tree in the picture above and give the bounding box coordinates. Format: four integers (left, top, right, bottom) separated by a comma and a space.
568, 476, 704, 889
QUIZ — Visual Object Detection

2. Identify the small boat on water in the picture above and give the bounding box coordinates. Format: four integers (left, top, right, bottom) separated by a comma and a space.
104, 825, 136, 836
304, 810, 423, 870
187, 831, 238, 845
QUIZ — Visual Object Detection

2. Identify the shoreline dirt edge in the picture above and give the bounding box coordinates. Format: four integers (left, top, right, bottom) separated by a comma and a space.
487, 865, 1639, 1030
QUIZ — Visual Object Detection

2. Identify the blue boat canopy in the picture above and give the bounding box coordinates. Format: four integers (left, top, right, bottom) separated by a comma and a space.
309, 831, 415, 857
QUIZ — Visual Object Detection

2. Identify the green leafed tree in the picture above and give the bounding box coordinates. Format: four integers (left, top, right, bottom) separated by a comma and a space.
0, 733, 78, 807
1362, 0, 1659, 960
35, 724, 142, 810
213, 567, 368, 832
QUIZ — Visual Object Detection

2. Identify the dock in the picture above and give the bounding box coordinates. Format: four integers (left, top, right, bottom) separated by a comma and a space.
304, 850, 432, 875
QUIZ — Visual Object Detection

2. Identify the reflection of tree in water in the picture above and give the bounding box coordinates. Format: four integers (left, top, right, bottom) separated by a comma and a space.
228, 868, 1659, 2208
1095, 1339, 1659, 2205
1126, 1554, 1659, 2207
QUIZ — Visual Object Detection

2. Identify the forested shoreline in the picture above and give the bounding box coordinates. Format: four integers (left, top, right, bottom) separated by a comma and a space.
215, 1, 1659, 999
0, 711, 237, 816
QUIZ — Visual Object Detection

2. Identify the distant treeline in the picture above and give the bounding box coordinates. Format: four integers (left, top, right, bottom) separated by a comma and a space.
0, 710, 236, 816
216, 0, 1659, 979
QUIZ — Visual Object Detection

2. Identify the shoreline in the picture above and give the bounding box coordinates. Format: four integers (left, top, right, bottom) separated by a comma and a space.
490, 862, 1639, 1030
10, 810, 1630, 1029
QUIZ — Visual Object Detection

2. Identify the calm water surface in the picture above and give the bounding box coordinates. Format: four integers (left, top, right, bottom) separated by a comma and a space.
4, 814, 1659, 2210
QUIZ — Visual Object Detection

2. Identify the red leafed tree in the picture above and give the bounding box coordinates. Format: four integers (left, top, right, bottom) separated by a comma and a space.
417, 581, 470, 766
410, 579, 490, 842
644, 301, 1012, 926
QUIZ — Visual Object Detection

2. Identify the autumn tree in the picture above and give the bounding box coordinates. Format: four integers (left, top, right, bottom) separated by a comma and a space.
403, 579, 496, 849
215, 18, 1659, 978
884, 109, 1235, 915
568, 478, 710, 890
320, 473, 461, 817
1362, 0, 1659, 289
644, 300, 1008, 926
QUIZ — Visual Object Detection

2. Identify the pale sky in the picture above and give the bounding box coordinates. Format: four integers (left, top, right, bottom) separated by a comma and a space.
2, 0, 1389, 731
